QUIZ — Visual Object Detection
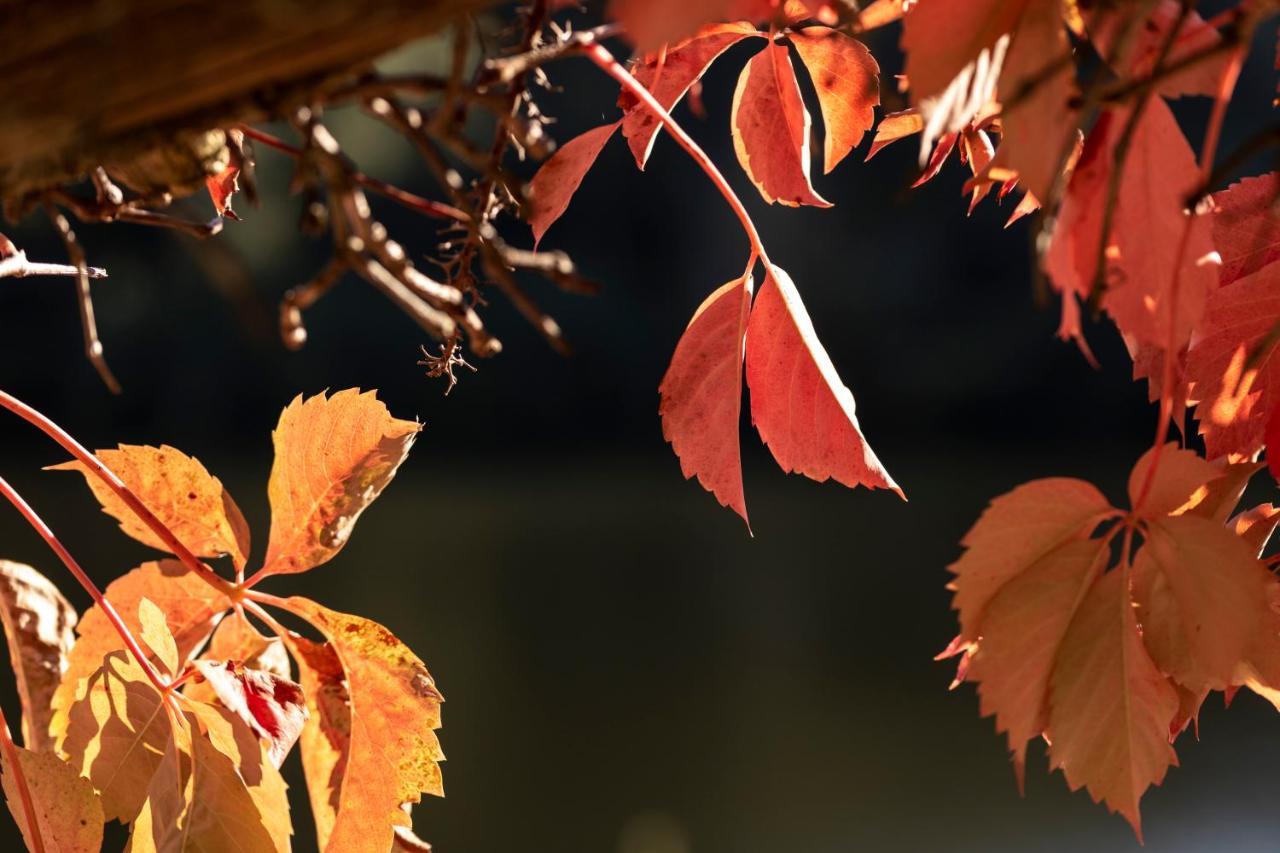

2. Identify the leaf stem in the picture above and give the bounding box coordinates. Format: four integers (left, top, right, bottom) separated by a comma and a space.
0, 703, 44, 853
0, 474, 171, 695
0, 390, 235, 598
583, 42, 772, 270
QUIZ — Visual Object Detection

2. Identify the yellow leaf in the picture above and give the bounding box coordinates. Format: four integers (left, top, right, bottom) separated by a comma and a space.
1, 746, 103, 853
290, 636, 348, 849
138, 597, 179, 678
50, 444, 251, 570
58, 651, 176, 823
51, 561, 229, 747
0, 560, 77, 751
261, 390, 420, 577
285, 598, 442, 852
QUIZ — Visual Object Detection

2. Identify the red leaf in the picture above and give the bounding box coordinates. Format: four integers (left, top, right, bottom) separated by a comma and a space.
1185, 262, 1280, 461
865, 109, 923, 161
527, 122, 620, 248
659, 275, 753, 526
620, 24, 764, 170
193, 659, 308, 768
744, 265, 900, 495
900, 0, 1029, 104
1088, 0, 1227, 100
1214, 173, 1280, 286
731, 42, 831, 207
789, 27, 880, 174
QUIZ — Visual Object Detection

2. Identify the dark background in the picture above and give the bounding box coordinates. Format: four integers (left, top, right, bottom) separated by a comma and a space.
1, 7, 1279, 851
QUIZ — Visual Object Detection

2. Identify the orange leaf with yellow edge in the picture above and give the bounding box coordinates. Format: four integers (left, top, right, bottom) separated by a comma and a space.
261, 389, 421, 578
282, 597, 442, 853
50, 444, 251, 570
1, 747, 103, 853
789, 27, 879, 175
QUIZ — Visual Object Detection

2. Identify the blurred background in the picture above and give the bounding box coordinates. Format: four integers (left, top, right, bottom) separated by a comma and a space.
1, 5, 1279, 851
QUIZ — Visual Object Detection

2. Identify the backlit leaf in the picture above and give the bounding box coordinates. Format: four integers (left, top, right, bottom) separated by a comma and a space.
261, 389, 420, 577
659, 274, 753, 526
50, 444, 251, 570
138, 597, 179, 678
192, 659, 307, 768
0, 560, 77, 751
528, 122, 619, 248
789, 27, 879, 174
1, 747, 103, 853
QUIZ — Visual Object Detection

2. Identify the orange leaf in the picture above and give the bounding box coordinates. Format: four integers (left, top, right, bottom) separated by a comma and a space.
967, 539, 1106, 776
1, 747, 103, 853
1047, 568, 1179, 839
51, 560, 229, 747
50, 443, 251, 570
621, 23, 764, 170
864, 108, 922, 161
1127, 442, 1224, 519
528, 121, 619, 248
261, 389, 420, 577
947, 477, 1113, 641
0, 560, 76, 752
731, 42, 831, 207
291, 636, 349, 849
283, 598, 443, 853
192, 659, 307, 768
659, 274, 753, 526
789, 27, 879, 174
744, 265, 899, 496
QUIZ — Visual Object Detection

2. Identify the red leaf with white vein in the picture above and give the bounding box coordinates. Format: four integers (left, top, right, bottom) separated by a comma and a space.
744, 265, 899, 496
193, 659, 308, 768
527, 122, 619, 248
731, 42, 831, 207
659, 275, 753, 526
789, 27, 880, 174
620, 23, 764, 170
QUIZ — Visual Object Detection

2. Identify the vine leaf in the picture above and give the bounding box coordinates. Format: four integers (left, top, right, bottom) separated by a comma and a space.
50, 443, 251, 571
528, 121, 619, 248
620, 23, 764, 170
789, 27, 879, 175
261, 389, 421, 578
1, 747, 103, 853
59, 651, 178, 823
1047, 567, 1178, 839
138, 597, 179, 678
900, 0, 1029, 105
192, 659, 308, 768
290, 636, 350, 849
185, 614, 292, 708
1185, 258, 1280, 461
659, 274, 754, 526
51, 560, 228, 747
744, 265, 900, 496
1213, 173, 1280, 287
0, 560, 77, 751
283, 598, 443, 853
1087, 0, 1227, 100
731, 42, 831, 207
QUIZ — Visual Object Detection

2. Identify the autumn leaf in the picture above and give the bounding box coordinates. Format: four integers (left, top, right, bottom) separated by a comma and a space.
731, 42, 831, 207
50, 443, 251, 570
0, 560, 77, 752
947, 477, 1114, 642
1185, 259, 1280, 460
620, 23, 764, 170
900, 0, 1028, 104
138, 597, 180, 678
607, 0, 776, 53
659, 274, 753, 526
1127, 443, 1225, 519
744, 265, 900, 496
290, 636, 349, 849
59, 651, 178, 823
789, 27, 879, 174
51, 560, 228, 747
260, 389, 421, 577
192, 658, 307, 768
527, 121, 619, 248
1213, 173, 1280, 287
283, 598, 443, 853
185, 613, 292, 708
1087, 0, 1227, 100
1, 746, 103, 853
864, 109, 923, 161
1047, 568, 1179, 838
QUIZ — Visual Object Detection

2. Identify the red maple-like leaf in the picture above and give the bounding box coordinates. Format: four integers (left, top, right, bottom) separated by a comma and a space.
527, 121, 620, 248
193, 658, 308, 768
1213, 173, 1280, 286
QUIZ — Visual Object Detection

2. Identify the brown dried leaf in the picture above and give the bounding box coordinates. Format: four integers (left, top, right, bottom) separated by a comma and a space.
0, 560, 77, 751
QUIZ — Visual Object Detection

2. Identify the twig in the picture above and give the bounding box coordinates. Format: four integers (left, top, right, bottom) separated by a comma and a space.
0, 253, 107, 280
484, 23, 621, 83
44, 208, 122, 394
